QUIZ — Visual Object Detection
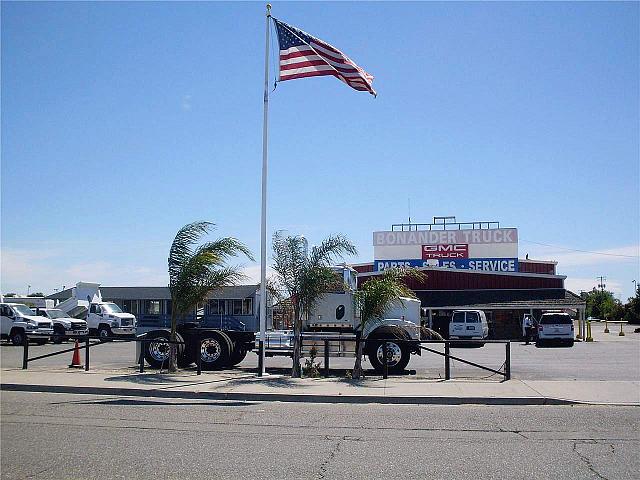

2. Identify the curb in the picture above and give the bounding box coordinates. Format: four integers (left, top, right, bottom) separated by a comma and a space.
0, 383, 576, 406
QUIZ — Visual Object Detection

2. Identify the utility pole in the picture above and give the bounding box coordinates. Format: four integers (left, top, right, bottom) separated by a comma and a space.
596, 276, 606, 292
633, 279, 637, 294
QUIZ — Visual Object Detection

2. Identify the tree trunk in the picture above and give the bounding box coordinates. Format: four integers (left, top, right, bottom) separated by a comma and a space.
352, 332, 364, 379
168, 307, 177, 372
291, 307, 302, 378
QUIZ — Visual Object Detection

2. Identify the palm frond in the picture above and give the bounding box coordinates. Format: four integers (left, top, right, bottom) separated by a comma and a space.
355, 268, 426, 328
168, 221, 252, 318
309, 234, 358, 267
168, 221, 213, 286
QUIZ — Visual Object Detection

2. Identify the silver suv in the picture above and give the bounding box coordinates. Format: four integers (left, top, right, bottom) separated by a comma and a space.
536, 312, 574, 347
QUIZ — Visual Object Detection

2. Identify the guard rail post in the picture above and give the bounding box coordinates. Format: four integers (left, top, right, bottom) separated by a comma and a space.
444, 341, 451, 380
85, 336, 90, 371
197, 339, 202, 375
324, 339, 330, 377
383, 341, 388, 380
257, 340, 264, 375
22, 335, 29, 370
505, 341, 511, 380
139, 339, 145, 373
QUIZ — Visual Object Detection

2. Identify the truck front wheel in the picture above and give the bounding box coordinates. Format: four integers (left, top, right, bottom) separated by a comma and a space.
51, 325, 66, 344
10, 329, 25, 346
98, 325, 112, 342
366, 340, 410, 374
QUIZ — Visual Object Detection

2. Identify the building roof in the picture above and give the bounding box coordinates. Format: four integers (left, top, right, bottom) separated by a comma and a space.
417, 289, 585, 310
47, 285, 260, 301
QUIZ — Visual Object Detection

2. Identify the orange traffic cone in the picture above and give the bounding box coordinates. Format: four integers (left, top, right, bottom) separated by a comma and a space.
69, 340, 83, 368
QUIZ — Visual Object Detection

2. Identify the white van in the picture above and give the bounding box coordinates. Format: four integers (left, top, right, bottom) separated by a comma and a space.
536, 312, 574, 347
449, 310, 489, 343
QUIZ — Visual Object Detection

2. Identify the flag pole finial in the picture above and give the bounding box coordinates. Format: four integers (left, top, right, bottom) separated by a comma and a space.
266, 4, 271, 16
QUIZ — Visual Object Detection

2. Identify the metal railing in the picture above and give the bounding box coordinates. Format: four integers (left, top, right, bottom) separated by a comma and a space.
20, 334, 206, 376
267, 333, 511, 381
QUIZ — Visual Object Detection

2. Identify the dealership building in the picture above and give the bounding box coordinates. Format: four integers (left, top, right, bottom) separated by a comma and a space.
352, 217, 586, 339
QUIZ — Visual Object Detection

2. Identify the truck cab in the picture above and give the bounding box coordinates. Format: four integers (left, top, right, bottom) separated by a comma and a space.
87, 302, 136, 340
0, 303, 53, 345
33, 307, 88, 344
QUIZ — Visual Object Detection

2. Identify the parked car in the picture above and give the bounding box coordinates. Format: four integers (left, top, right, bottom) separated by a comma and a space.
449, 310, 489, 345
536, 312, 574, 347
33, 307, 88, 344
0, 303, 53, 345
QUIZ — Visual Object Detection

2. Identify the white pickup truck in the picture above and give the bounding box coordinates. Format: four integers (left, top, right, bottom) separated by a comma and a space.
0, 303, 54, 345
86, 302, 136, 340
33, 307, 89, 344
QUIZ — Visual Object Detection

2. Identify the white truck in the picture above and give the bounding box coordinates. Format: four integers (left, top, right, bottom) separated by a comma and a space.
56, 282, 136, 340
33, 307, 89, 344
264, 265, 424, 373
0, 302, 54, 345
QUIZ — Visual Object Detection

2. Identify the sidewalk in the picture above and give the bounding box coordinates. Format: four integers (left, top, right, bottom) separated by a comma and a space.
1, 368, 638, 406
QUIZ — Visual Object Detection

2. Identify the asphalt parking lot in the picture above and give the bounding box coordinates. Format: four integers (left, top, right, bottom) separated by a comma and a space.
2, 325, 638, 381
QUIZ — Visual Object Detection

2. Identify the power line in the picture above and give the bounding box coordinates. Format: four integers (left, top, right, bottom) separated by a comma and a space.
521, 240, 639, 258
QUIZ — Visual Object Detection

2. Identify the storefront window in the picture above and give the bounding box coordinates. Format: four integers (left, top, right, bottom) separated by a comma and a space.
144, 300, 161, 315
242, 299, 253, 315
209, 299, 224, 315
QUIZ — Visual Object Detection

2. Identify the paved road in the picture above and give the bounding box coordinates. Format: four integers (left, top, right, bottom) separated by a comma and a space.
3, 332, 638, 380
1, 391, 638, 479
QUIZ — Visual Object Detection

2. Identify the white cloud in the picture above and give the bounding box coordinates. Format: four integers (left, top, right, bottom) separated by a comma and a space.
1, 248, 167, 294
241, 264, 275, 284
181, 94, 192, 111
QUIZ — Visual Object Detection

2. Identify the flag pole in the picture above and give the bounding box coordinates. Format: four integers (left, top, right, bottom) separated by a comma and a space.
258, 3, 272, 377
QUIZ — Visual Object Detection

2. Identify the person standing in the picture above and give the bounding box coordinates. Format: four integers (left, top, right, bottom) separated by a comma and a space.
523, 315, 533, 345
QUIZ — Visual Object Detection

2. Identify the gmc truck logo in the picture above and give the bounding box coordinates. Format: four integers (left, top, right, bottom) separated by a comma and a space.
422, 244, 469, 259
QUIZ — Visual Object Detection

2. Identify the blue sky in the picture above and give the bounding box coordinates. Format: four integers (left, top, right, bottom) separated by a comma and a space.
1, 1, 638, 300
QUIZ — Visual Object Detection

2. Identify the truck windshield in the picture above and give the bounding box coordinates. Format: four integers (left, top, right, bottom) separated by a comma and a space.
101, 303, 123, 314
46, 309, 66, 319
12, 305, 35, 316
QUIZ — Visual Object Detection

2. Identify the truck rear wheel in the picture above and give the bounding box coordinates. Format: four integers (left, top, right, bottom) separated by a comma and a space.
198, 332, 231, 370
229, 345, 248, 366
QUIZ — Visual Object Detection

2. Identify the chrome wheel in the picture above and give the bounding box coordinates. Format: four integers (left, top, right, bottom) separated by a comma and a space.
201, 338, 222, 363
376, 342, 402, 367
148, 338, 170, 362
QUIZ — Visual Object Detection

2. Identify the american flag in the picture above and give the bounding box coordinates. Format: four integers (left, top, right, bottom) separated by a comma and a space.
273, 18, 376, 97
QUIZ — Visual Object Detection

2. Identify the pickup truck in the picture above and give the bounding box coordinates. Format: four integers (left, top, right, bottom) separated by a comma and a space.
0, 303, 54, 345
87, 302, 136, 340
33, 307, 88, 344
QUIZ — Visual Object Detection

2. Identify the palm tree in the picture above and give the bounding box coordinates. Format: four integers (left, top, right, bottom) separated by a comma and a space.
352, 268, 425, 379
272, 232, 357, 377
167, 221, 253, 371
